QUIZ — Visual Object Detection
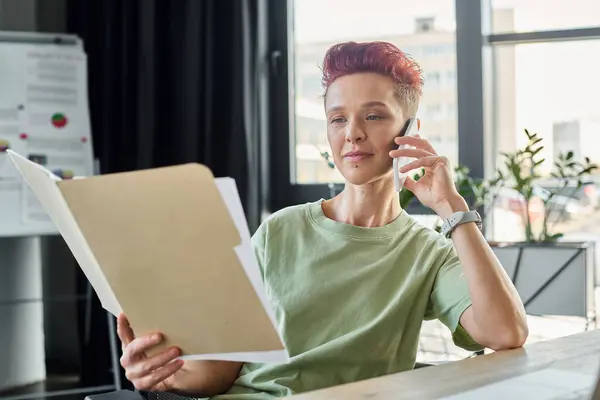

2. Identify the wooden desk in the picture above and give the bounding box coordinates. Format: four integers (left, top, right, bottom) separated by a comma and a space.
291, 330, 600, 399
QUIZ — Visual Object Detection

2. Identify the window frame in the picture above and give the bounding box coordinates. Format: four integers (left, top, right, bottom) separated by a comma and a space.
265, 0, 488, 215
265, 0, 600, 230
482, 1, 600, 165
267, 0, 331, 211
481, 0, 600, 235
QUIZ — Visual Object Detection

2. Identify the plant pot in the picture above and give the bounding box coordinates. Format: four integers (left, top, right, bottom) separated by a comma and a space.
489, 241, 596, 321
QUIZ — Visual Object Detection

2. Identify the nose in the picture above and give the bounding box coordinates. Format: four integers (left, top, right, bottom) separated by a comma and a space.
345, 120, 366, 143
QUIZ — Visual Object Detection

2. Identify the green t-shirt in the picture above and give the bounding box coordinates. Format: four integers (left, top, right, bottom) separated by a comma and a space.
214, 200, 481, 399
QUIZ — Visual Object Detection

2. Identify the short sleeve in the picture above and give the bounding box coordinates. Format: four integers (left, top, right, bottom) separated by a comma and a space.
250, 219, 268, 279
424, 244, 483, 352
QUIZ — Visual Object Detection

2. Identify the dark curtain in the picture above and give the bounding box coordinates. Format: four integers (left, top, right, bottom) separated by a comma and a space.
64, 0, 267, 387
66, 0, 264, 230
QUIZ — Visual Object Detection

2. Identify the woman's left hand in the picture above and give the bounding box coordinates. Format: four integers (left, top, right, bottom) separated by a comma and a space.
389, 135, 468, 218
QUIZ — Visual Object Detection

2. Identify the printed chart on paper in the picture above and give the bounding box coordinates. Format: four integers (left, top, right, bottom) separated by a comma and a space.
0, 41, 94, 236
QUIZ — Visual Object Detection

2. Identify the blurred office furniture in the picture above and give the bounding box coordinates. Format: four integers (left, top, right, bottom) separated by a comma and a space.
0, 236, 121, 399
0, 235, 121, 400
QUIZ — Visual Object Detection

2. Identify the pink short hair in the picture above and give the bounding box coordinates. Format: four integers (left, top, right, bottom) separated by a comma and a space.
321, 41, 424, 117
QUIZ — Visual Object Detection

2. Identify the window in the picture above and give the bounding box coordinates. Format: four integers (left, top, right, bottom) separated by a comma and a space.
423, 44, 453, 57
490, 0, 600, 33
487, 40, 600, 242
445, 70, 456, 86
423, 104, 443, 120
416, 17, 436, 33
446, 104, 456, 119
425, 71, 441, 87
291, 0, 458, 185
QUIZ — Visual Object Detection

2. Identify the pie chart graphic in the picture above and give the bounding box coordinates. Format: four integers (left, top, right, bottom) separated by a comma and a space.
0, 139, 10, 152
51, 113, 68, 129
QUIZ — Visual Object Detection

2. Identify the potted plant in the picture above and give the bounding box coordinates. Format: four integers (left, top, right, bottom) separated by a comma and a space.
486, 129, 598, 322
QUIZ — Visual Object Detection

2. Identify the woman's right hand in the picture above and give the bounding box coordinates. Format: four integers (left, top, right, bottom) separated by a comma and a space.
117, 313, 184, 392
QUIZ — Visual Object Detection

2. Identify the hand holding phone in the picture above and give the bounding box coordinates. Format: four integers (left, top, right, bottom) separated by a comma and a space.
393, 117, 420, 191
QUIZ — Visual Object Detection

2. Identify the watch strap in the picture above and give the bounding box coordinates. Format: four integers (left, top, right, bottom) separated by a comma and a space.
441, 210, 481, 238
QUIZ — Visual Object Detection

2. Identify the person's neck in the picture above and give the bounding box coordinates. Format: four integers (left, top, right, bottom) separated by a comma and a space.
323, 177, 401, 228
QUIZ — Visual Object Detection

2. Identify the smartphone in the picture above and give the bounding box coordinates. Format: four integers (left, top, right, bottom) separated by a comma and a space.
393, 117, 420, 191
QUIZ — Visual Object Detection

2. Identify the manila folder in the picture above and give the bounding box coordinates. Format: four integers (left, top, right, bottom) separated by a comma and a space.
7, 150, 286, 362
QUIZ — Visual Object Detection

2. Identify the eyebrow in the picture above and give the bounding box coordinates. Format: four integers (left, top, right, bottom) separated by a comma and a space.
326, 101, 389, 114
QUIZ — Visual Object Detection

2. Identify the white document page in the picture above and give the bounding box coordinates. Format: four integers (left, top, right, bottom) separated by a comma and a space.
6, 149, 122, 316
178, 178, 288, 364
441, 369, 597, 400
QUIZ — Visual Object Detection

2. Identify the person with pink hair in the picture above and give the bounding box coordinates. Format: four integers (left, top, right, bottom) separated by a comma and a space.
117, 41, 528, 399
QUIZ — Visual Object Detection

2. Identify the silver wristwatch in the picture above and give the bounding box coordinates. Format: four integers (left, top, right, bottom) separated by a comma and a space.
440, 210, 482, 238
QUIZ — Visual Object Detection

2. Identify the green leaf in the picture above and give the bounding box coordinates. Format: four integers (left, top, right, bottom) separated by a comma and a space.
549, 233, 564, 242
510, 163, 524, 185
566, 151, 574, 160
585, 157, 591, 164
582, 166, 596, 174
399, 189, 416, 209
534, 158, 545, 166
531, 138, 543, 146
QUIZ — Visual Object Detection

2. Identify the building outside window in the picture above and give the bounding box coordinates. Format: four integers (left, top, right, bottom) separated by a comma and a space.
292, 0, 462, 185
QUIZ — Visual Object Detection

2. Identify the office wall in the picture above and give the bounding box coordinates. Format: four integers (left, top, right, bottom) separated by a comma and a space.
0, 0, 36, 31
0, 0, 65, 32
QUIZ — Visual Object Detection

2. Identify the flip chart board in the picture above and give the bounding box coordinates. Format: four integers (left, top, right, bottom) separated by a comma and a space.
0, 34, 94, 237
